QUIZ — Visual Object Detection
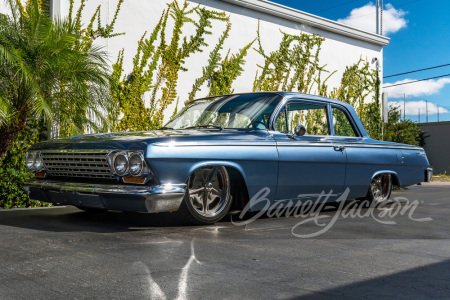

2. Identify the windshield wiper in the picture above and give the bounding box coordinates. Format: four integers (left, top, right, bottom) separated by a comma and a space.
159, 126, 174, 130
184, 124, 223, 130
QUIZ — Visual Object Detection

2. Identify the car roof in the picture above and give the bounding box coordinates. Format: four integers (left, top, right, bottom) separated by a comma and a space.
196, 91, 354, 110
196, 91, 368, 137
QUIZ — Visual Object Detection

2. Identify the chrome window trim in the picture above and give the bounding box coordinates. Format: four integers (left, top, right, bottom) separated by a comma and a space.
327, 104, 335, 136
152, 141, 276, 147
151, 140, 423, 150
275, 141, 423, 150
329, 104, 362, 137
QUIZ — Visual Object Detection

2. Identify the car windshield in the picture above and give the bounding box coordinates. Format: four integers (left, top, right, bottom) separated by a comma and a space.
165, 94, 282, 130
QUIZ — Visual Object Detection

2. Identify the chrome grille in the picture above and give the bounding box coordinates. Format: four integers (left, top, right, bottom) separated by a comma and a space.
41, 150, 114, 179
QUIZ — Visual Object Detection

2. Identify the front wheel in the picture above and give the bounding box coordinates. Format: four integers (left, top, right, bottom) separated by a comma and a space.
177, 166, 232, 224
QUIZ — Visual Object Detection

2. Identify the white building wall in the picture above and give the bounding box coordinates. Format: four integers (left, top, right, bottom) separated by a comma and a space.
51, 0, 388, 121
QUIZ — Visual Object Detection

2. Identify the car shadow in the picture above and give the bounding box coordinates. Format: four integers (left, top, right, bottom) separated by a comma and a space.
0, 206, 197, 233
0, 199, 346, 234
0, 198, 419, 234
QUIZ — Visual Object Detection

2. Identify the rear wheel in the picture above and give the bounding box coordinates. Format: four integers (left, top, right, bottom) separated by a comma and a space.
367, 173, 392, 205
177, 166, 232, 224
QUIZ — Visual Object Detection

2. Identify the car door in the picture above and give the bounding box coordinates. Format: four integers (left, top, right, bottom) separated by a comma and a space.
326, 105, 367, 199
272, 100, 347, 203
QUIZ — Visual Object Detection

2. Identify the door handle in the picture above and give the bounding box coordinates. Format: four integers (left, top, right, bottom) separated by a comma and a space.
334, 145, 345, 152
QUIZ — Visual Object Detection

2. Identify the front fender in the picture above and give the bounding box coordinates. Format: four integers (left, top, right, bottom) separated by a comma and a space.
186, 161, 248, 184
146, 142, 279, 207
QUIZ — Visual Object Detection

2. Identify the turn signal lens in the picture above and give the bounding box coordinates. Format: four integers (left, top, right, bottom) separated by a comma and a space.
34, 172, 46, 178
123, 176, 146, 184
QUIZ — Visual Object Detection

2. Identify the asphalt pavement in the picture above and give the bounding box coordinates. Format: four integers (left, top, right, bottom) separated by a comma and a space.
0, 182, 449, 299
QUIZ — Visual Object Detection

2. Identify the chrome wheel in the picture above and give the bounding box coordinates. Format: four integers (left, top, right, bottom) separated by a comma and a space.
187, 166, 230, 218
370, 174, 392, 203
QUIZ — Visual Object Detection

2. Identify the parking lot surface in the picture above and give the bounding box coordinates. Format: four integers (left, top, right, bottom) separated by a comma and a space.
0, 182, 449, 299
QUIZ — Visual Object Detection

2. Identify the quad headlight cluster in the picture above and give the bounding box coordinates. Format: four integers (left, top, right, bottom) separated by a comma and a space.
24, 151, 45, 173
109, 151, 148, 177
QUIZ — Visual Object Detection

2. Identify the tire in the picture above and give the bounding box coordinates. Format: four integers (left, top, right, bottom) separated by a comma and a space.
364, 173, 393, 206
176, 166, 232, 225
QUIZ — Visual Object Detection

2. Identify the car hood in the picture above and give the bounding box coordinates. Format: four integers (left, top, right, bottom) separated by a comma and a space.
30, 129, 274, 151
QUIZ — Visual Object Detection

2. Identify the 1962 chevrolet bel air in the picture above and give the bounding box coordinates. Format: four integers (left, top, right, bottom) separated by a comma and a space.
23, 92, 432, 224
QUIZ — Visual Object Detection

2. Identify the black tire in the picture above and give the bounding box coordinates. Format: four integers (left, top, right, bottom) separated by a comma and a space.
176, 166, 232, 225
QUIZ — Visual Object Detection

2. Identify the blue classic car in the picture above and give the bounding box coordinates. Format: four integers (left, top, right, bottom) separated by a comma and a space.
23, 92, 432, 224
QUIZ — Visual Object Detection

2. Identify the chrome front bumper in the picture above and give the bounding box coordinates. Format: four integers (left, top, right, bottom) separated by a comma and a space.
23, 179, 186, 213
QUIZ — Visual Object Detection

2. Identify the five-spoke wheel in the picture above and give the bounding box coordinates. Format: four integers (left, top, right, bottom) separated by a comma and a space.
179, 166, 232, 224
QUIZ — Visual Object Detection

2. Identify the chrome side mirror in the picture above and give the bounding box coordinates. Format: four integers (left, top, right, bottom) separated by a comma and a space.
293, 124, 306, 137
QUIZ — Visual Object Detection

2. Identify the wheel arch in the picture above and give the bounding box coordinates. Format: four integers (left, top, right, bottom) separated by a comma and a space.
371, 170, 401, 187
186, 161, 250, 211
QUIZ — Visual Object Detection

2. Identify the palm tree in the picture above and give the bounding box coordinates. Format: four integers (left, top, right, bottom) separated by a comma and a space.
0, 0, 112, 161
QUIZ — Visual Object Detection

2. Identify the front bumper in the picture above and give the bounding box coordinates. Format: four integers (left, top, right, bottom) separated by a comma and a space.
23, 179, 186, 213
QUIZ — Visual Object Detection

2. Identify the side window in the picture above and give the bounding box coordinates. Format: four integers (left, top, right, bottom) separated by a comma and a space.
275, 102, 329, 135
332, 107, 357, 137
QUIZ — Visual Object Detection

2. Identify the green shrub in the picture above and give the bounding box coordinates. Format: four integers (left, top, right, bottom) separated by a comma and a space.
0, 120, 51, 208
384, 106, 424, 146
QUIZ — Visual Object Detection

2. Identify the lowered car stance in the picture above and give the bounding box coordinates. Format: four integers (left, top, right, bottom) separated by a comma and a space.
23, 92, 432, 224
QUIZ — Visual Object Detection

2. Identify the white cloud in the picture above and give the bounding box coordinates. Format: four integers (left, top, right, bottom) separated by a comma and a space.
337, 3, 407, 35
383, 78, 450, 98
389, 100, 448, 116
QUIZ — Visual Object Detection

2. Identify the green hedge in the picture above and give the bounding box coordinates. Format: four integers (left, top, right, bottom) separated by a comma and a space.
0, 120, 51, 208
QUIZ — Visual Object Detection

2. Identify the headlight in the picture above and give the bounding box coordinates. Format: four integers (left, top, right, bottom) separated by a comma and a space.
34, 153, 43, 171
113, 153, 128, 175
129, 152, 143, 176
25, 152, 36, 172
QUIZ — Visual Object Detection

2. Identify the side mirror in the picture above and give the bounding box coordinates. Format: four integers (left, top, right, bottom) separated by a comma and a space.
293, 124, 306, 137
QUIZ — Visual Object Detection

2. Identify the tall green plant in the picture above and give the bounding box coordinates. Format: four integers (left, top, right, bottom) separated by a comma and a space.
111, 11, 168, 132
253, 21, 326, 93
187, 21, 232, 102
69, 0, 124, 53
330, 59, 376, 117
0, 0, 114, 160
207, 40, 255, 97
111, 1, 229, 131
55, 0, 124, 137
186, 21, 255, 103
329, 59, 382, 139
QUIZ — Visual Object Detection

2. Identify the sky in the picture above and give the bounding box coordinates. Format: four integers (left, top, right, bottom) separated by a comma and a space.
269, 0, 450, 123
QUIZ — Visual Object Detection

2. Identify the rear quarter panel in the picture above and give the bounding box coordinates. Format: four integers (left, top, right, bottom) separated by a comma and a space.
345, 144, 429, 198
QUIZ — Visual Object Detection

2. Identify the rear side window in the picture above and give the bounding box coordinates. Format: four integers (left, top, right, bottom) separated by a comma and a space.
332, 107, 357, 137
275, 102, 329, 135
